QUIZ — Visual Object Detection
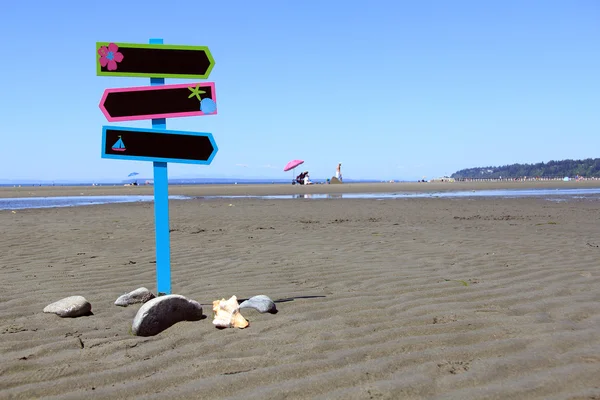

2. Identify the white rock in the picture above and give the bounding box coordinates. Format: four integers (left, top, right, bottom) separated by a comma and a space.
132, 294, 203, 336
239, 295, 277, 314
43, 296, 92, 318
115, 287, 155, 307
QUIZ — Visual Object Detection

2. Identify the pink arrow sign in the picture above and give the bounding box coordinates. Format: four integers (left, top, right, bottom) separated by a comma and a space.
99, 82, 217, 122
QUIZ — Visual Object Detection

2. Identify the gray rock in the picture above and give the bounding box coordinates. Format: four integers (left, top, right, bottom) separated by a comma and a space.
239, 295, 277, 314
43, 296, 92, 318
115, 287, 155, 307
132, 294, 203, 336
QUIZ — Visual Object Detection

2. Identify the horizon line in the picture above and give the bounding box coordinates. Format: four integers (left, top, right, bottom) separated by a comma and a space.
0, 177, 403, 184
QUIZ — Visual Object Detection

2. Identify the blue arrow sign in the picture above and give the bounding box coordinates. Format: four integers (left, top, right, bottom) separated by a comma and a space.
101, 126, 218, 165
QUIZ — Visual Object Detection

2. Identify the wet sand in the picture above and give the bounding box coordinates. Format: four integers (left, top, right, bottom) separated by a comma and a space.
1, 179, 600, 198
1, 186, 599, 399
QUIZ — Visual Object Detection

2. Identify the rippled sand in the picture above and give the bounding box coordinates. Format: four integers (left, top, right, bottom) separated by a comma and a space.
1, 194, 599, 399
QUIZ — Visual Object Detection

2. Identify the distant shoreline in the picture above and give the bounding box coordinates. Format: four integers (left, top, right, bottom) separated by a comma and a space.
1, 180, 600, 198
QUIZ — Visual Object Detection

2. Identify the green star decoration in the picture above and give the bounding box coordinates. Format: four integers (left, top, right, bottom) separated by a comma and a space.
188, 84, 206, 101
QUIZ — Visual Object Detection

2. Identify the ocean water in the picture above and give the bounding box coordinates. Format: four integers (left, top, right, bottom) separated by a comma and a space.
1, 188, 600, 210
0, 178, 377, 187
205, 188, 600, 200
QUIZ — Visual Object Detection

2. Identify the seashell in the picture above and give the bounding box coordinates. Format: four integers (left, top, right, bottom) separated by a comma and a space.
212, 295, 249, 329
239, 295, 277, 314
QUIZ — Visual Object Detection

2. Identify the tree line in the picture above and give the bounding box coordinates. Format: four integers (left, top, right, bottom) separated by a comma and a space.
451, 158, 600, 179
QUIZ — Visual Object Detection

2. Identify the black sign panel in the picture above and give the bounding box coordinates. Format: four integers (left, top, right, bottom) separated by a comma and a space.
102, 126, 218, 165
96, 42, 215, 79
100, 83, 216, 121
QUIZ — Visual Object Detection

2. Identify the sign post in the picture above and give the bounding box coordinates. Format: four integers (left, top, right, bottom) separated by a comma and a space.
97, 38, 218, 296
150, 38, 170, 296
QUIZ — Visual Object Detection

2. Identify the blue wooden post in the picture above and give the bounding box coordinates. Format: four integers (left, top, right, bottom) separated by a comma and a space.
149, 38, 171, 295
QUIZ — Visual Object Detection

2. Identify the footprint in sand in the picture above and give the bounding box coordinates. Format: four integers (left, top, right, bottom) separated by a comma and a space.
437, 360, 471, 375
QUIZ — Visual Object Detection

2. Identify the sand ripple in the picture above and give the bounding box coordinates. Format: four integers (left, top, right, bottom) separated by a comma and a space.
1, 197, 599, 399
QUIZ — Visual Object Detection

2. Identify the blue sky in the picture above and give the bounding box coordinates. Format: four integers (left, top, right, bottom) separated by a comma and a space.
1, 0, 598, 182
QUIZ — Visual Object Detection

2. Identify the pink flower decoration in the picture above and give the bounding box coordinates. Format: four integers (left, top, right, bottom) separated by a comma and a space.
98, 43, 124, 71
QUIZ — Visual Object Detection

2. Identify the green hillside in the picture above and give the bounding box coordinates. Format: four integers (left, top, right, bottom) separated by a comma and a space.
451, 158, 600, 179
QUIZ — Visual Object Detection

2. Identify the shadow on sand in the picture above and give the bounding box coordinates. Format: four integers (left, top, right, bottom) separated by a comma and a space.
199, 295, 326, 314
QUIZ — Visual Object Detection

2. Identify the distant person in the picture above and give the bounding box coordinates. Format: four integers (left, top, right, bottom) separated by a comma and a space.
295, 171, 308, 185
336, 163, 343, 182
304, 172, 314, 185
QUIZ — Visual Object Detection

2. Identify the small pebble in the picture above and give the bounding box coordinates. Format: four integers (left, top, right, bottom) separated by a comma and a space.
239, 295, 277, 314
115, 287, 155, 307
44, 296, 92, 318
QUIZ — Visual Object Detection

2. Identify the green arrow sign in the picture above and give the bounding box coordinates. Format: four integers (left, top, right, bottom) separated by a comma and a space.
96, 42, 215, 79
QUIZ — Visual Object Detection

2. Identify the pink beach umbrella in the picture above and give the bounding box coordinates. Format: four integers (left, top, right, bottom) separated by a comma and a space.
284, 159, 304, 182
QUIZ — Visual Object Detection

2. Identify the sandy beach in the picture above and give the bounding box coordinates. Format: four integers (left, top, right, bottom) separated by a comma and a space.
1, 184, 600, 399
